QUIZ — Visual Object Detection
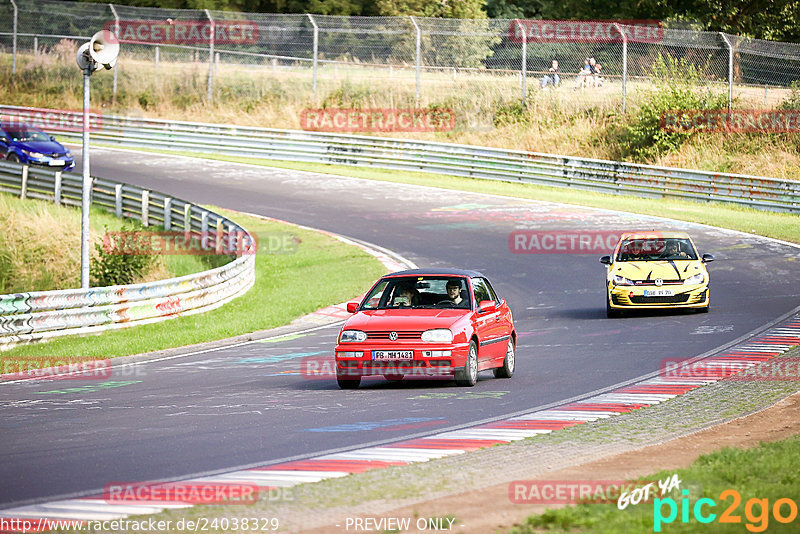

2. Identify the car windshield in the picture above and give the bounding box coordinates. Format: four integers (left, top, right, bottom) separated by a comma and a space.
6, 129, 50, 142
616, 238, 698, 262
360, 276, 472, 310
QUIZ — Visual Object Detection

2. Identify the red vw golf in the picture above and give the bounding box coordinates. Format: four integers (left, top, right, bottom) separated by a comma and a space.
335, 269, 516, 389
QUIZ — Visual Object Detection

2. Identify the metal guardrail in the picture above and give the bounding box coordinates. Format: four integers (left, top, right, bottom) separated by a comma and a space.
2, 105, 798, 213
0, 160, 256, 349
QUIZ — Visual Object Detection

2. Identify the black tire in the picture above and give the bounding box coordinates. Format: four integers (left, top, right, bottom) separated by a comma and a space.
7, 153, 20, 163
455, 341, 478, 387
698, 305, 709, 313
384, 374, 404, 382
494, 337, 515, 379
337, 375, 360, 389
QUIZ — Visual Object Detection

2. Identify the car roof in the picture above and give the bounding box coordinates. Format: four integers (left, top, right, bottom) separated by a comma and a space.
383, 268, 485, 279
619, 231, 692, 240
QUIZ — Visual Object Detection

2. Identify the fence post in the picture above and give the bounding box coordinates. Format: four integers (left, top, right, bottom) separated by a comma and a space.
141, 189, 149, 227
307, 14, 319, 95
613, 23, 627, 113
115, 183, 122, 217
20, 164, 28, 200
10, 0, 17, 76
54, 170, 62, 205
515, 20, 526, 104
720, 32, 733, 113
109, 3, 119, 97
410, 16, 421, 101
205, 9, 215, 103
33, 36, 37, 56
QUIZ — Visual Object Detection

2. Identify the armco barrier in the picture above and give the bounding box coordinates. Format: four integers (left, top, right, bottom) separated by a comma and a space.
2, 105, 799, 213
0, 160, 255, 349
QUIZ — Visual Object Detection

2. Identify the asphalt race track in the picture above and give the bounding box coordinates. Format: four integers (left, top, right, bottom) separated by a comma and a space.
2, 148, 799, 507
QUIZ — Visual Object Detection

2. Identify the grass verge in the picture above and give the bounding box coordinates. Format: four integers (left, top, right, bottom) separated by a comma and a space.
86, 145, 800, 245
509, 434, 800, 533
2, 207, 386, 358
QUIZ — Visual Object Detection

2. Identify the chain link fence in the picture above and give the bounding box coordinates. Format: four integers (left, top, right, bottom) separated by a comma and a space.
1, 0, 800, 113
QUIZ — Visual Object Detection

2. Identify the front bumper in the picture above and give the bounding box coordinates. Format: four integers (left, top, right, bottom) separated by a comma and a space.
23, 156, 75, 171
334, 342, 470, 378
608, 282, 709, 309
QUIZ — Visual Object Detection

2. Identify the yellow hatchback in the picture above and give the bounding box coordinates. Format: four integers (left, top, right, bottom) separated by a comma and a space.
600, 232, 714, 317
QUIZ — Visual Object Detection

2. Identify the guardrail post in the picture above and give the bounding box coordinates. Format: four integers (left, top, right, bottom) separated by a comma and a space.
54, 170, 62, 205
183, 203, 192, 232
307, 14, 319, 96
205, 9, 215, 103
10, 0, 17, 76
226, 222, 236, 254
114, 183, 123, 217
514, 20, 526, 104
215, 217, 224, 254
200, 211, 210, 250
109, 3, 119, 97
163, 197, 172, 230
613, 23, 628, 113
720, 33, 734, 113
410, 16, 421, 102
20, 164, 28, 199
141, 190, 150, 227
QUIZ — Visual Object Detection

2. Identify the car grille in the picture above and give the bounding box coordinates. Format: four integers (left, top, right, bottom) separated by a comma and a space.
629, 294, 691, 304
365, 330, 422, 340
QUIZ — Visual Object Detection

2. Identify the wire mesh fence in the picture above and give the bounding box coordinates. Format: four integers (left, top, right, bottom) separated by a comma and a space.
1, 0, 799, 112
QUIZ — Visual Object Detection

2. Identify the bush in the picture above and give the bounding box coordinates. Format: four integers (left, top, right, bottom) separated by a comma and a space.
90, 225, 154, 287
621, 54, 728, 161
777, 81, 800, 111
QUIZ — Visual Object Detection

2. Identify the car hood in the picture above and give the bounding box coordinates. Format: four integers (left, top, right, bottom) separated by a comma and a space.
612, 260, 704, 281
344, 308, 470, 331
13, 140, 68, 154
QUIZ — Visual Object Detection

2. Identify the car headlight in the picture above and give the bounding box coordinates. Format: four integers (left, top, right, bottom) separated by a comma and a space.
339, 330, 367, 343
65, 150, 72, 157
421, 329, 453, 343
21, 149, 44, 158
612, 274, 635, 286
684, 273, 705, 285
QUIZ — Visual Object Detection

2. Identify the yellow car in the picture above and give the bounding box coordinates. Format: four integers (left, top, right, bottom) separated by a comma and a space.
600, 232, 714, 317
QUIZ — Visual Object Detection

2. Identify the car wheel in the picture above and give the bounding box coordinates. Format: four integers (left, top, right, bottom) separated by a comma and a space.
384, 374, 404, 382
493, 337, 515, 378
337, 375, 360, 389
455, 341, 478, 387
7, 153, 20, 163
698, 305, 709, 313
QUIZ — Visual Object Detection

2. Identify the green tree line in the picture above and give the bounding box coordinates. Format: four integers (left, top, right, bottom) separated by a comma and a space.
74, 0, 799, 42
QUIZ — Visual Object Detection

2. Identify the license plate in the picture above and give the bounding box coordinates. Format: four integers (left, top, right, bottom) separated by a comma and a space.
372, 350, 414, 360
643, 289, 673, 297
48, 159, 65, 166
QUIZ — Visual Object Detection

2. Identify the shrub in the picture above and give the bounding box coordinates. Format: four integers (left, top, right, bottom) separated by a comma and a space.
90, 225, 154, 287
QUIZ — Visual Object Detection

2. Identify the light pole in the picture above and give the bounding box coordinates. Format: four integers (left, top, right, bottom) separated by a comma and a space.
76, 30, 119, 289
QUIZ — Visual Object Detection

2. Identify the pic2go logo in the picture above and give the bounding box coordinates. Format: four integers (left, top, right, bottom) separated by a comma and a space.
654, 489, 799, 532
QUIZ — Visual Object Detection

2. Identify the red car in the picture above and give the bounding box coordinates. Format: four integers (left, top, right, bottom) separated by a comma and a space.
335, 269, 516, 389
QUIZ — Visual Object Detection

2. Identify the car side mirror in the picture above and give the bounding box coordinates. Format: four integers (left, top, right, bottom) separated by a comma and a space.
478, 300, 496, 313
599, 255, 612, 265
702, 254, 715, 263
346, 302, 359, 313
0, 137, 8, 144
50, 136, 56, 142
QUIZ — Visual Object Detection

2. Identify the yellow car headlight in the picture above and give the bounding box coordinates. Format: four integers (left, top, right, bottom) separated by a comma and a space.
684, 273, 705, 285
612, 274, 635, 286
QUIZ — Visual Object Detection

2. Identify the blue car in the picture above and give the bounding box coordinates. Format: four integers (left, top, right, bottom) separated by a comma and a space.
0, 123, 75, 171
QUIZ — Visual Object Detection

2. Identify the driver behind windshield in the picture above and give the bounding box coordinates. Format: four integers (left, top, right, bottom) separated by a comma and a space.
445, 279, 466, 306
662, 240, 688, 259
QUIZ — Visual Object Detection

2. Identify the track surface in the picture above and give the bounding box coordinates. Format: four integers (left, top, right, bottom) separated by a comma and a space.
2, 149, 799, 507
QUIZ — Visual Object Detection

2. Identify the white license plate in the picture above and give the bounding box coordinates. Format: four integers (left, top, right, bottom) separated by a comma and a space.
643, 289, 673, 297
372, 350, 414, 360
48, 159, 65, 166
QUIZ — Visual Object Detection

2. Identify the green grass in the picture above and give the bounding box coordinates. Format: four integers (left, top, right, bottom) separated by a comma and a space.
509, 434, 800, 533
3, 207, 386, 358
85, 145, 800, 245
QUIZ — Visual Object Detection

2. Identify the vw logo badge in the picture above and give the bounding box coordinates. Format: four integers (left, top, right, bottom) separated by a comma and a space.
389, 332, 398, 341
655, 278, 663, 286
